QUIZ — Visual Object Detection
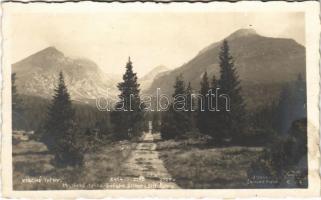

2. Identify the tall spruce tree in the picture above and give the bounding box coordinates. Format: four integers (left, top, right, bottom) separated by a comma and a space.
12, 73, 24, 129
160, 75, 190, 139
218, 40, 246, 142
185, 82, 194, 131
276, 74, 306, 135
197, 72, 211, 135
152, 112, 161, 133
208, 75, 222, 141
111, 57, 145, 139
186, 82, 193, 112
12, 73, 23, 113
43, 72, 83, 166
160, 107, 176, 139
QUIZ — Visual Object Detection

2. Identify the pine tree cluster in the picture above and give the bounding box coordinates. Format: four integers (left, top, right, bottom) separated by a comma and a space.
160, 75, 194, 139
11, 39, 307, 171
160, 40, 246, 143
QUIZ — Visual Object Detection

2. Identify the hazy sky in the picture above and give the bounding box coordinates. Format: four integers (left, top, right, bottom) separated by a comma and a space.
7, 11, 304, 77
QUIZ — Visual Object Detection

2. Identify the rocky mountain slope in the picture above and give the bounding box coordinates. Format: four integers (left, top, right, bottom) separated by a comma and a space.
139, 65, 169, 91
12, 47, 120, 103
146, 29, 306, 109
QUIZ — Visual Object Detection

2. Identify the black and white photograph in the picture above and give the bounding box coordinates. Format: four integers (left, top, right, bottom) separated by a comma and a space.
1, 2, 320, 198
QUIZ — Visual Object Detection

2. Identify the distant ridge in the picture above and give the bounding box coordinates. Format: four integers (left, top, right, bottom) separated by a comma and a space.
139, 65, 169, 91
12, 47, 120, 102
227, 28, 257, 39
147, 28, 305, 109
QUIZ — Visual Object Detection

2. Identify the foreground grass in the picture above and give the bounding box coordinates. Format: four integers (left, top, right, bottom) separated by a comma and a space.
157, 139, 263, 189
13, 139, 136, 190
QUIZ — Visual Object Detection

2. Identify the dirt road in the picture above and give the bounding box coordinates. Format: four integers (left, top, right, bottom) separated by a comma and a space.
105, 132, 179, 189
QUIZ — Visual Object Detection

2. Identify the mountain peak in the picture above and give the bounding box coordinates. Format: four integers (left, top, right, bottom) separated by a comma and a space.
40, 46, 63, 55
227, 28, 258, 40
152, 65, 168, 72
29, 46, 65, 59
13, 46, 65, 70
12, 46, 120, 101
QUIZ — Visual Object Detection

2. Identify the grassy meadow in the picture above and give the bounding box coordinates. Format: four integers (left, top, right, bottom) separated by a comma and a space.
157, 138, 263, 189
13, 137, 136, 190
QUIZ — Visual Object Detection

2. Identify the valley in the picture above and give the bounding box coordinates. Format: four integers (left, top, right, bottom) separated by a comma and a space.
11, 28, 307, 190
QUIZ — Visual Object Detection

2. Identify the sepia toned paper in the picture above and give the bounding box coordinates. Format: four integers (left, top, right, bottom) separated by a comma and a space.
1, 1, 320, 198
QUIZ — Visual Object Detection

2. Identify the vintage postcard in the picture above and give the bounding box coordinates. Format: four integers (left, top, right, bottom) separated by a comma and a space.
1, 1, 320, 198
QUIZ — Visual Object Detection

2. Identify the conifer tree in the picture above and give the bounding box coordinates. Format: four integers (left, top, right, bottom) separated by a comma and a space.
186, 82, 193, 112
12, 73, 23, 113
111, 57, 145, 139
152, 112, 161, 133
218, 40, 246, 142
211, 75, 218, 94
12, 73, 24, 129
160, 107, 176, 139
42, 72, 83, 166
276, 74, 306, 135
161, 75, 190, 139
185, 82, 194, 131
197, 72, 211, 135
208, 75, 222, 141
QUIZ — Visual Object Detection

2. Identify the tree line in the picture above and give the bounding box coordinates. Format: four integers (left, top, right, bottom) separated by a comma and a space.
157, 40, 307, 185
12, 55, 147, 167
12, 39, 307, 173
160, 40, 246, 144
